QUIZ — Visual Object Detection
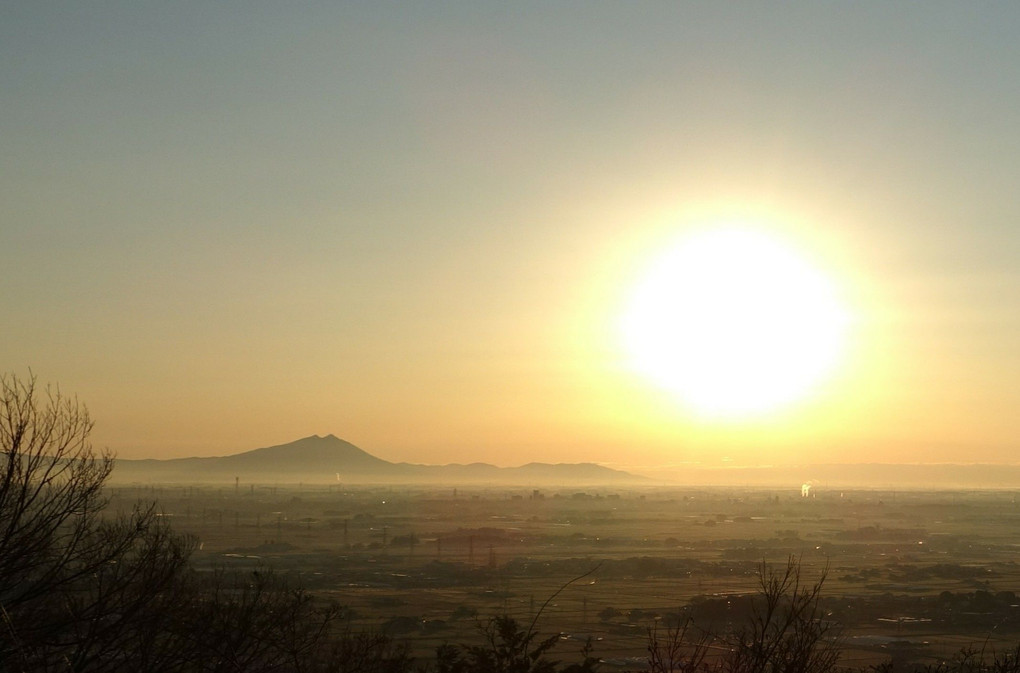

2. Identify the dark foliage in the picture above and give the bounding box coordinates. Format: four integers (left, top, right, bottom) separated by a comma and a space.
433, 615, 598, 673
0, 373, 406, 673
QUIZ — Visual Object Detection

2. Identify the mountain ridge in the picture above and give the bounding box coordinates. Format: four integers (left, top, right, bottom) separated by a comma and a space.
109, 434, 646, 485
107, 436, 1020, 488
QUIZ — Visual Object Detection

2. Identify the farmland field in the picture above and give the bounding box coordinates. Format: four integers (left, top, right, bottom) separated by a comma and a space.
106, 484, 1020, 670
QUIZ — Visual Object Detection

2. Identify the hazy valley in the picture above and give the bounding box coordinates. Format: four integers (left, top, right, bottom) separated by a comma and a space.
107, 452, 1020, 670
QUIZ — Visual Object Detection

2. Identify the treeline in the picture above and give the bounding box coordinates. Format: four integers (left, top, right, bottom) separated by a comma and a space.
4, 373, 1020, 673
0, 374, 592, 672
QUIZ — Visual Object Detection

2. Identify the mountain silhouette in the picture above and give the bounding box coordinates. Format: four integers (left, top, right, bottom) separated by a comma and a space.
110, 435, 645, 485
214, 434, 396, 473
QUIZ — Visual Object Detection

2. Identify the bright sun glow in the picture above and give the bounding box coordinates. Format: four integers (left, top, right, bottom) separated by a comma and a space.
620, 226, 851, 419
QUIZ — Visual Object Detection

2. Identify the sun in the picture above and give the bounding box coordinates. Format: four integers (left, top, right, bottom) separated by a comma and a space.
619, 226, 850, 419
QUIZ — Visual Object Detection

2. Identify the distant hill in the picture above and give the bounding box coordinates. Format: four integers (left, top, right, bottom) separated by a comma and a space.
109, 435, 647, 485
109, 436, 1020, 488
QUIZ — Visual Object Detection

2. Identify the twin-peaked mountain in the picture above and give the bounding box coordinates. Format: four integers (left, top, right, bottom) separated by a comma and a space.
110, 434, 645, 485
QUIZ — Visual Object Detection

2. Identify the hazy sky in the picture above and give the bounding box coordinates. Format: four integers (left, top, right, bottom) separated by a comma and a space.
3, 3, 1018, 471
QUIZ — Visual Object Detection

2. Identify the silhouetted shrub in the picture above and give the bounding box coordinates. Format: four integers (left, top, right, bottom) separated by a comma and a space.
0, 373, 393, 672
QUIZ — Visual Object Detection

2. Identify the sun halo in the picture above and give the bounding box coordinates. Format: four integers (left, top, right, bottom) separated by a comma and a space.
619, 226, 851, 420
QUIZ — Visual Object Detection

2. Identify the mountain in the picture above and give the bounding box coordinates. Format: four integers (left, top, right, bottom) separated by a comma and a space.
109, 437, 1020, 488
109, 435, 646, 485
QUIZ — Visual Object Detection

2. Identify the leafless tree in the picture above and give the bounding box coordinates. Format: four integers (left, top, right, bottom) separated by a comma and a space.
723, 557, 841, 673
0, 372, 194, 670
433, 566, 602, 673
647, 615, 714, 673
644, 557, 840, 673
174, 568, 349, 673
0, 372, 401, 672
0, 372, 112, 604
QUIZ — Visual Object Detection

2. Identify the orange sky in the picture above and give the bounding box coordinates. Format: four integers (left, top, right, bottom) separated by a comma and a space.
2, 4, 1017, 470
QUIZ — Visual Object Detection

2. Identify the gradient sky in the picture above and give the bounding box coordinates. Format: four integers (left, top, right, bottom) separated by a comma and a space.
2, 3, 1017, 472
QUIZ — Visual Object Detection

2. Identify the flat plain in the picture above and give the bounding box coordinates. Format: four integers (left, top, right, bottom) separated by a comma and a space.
106, 483, 1020, 670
